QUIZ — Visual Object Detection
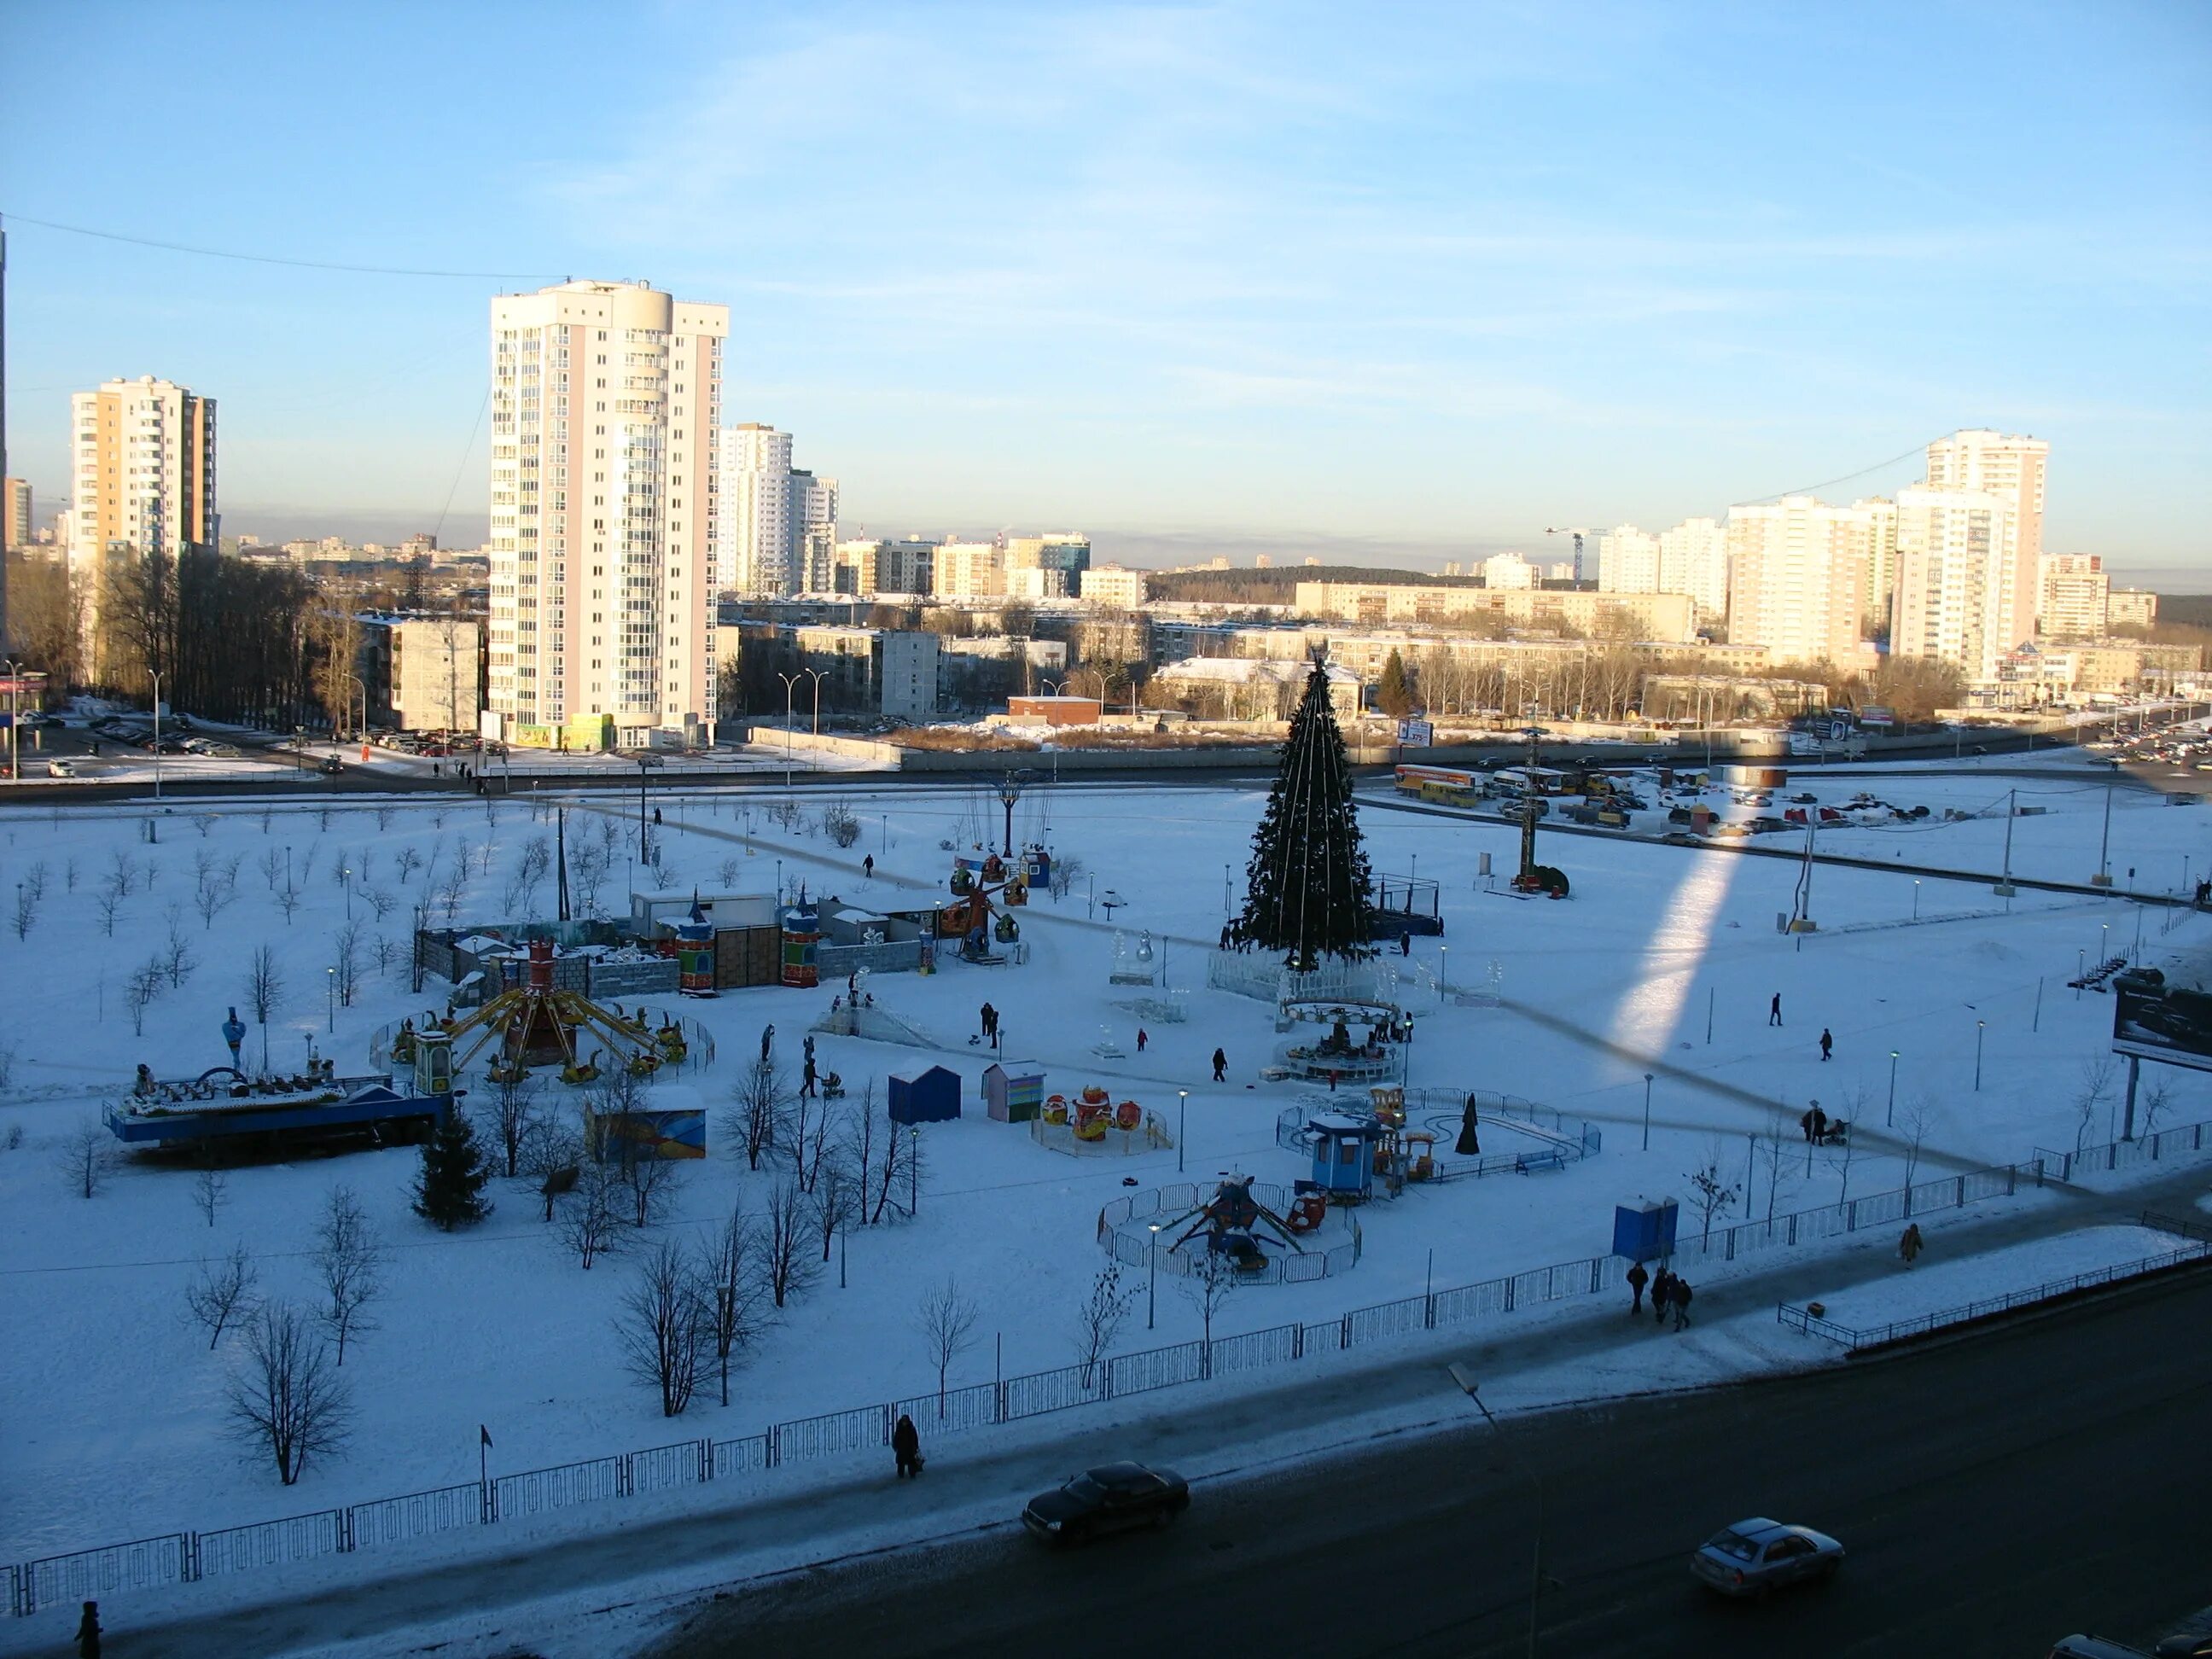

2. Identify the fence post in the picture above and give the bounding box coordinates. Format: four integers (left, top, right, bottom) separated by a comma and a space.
1293, 1323, 1304, 1360
337, 1507, 354, 1552
700, 1438, 713, 1482
1588, 1258, 1600, 1295
1504, 1278, 1516, 1313
2006, 1163, 2016, 1196
767, 1423, 780, 1469
184, 1529, 201, 1582
619, 1454, 633, 1499
2107, 1144, 2118, 1173
1847, 1198, 1856, 1231
1339, 1313, 1351, 1351
1726, 1229, 1736, 1261
1787, 1214, 1798, 1247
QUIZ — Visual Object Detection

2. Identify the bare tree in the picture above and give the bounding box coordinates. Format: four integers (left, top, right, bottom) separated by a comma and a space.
438, 859, 469, 922
1684, 1138, 1741, 1238
314, 1185, 384, 1365
160, 903, 197, 988
12, 880, 39, 940
717, 856, 742, 887
1071, 1263, 1136, 1388
107, 849, 140, 896
193, 1166, 229, 1228
521, 1110, 584, 1220
724, 1062, 789, 1171
233, 945, 282, 1075
915, 1275, 981, 1410
696, 1207, 767, 1407
618, 1241, 709, 1417
95, 883, 123, 937
186, 1242, 261, 1348
2139, 1075, 2174, 1140
1761, 1112, 1794, 1224
193, 866, 236, 930
761, 1179, 816, 1308
1823, 1101, 1862, 1205
811, 1150, 858, 1263
225, 1301, 352, 1485
558, 1158, 625, 1269
60, 1116, 111, 1198
276, 882, 303, 925
393, 845, 424, 885
257, 846, 284, 891
2074, 1057, 2116, 1155
1896, 1098, 1933, 1193
363, 886, 399, 923
125, 958, 165, 1035
490, 1073, 543, 1180
1180, 1250, 1239, 1377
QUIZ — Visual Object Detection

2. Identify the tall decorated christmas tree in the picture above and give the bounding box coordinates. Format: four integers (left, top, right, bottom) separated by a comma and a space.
1237, 653, 1377, 971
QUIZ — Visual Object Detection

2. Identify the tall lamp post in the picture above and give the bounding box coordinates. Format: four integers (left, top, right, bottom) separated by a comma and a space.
1177, 1089, 1189, 1174
1973, 1020, 1986, 1092
1449, 1365, 1542, 1659
149, 669, 165, 800
1886, 1050, 1900, 1126
2, 657, 24, 782
1641, 1073, 1653, 1151
326, 964, 335, 1033
1146, 1223, 1161, 1328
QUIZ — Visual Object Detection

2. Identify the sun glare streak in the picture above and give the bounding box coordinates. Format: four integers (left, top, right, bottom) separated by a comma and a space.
1604, 855, 1735, 1056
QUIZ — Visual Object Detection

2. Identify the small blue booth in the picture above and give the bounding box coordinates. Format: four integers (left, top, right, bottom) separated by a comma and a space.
1304, 1112, 1382, 1202
1612, 1199, 1679, 1265
889, 1064, 962, 1125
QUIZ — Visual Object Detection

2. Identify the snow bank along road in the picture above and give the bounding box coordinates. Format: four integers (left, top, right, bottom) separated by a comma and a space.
19, 1162, 2204, 1659
657, 1270, 2212, 1659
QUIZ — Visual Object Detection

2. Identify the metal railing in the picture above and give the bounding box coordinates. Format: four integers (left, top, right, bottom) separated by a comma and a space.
2034, 1118, 2211, 1185
15, 1120, 2211, 1619
1778, 1224, 2212, 1353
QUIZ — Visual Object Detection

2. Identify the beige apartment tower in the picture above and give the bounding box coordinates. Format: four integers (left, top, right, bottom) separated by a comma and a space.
67, 376, 218, 671
487, 281, 726, 745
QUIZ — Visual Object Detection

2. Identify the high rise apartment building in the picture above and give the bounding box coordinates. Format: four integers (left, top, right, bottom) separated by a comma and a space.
1598, 526, 1660, 594
1889, 487, 2024, 679
3, 476, 30, 551
932, 540, 1005, 599
1837, 498, 1898, 625
1925, 429, 2047, 569
486, 279, 725, 746
1724, 496, 1866, 667
1481, 552, 1536, 590
713, 424, 836, 595
67, 375, 218, 669
1080, 564, 1147, 608
2038, 554, 2109, 641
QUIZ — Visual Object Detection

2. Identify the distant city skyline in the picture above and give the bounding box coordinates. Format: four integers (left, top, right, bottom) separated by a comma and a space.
4, 5, 2206, 584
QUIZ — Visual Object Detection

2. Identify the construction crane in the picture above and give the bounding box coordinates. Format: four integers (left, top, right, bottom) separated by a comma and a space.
1545, 526, 1596, 585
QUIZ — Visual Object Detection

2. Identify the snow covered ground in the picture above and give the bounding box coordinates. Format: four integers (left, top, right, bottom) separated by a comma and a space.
1, 763, 2207, 1572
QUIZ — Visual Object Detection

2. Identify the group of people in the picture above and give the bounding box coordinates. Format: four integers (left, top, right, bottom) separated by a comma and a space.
1625, 1261, 1695, 1330
978, 1002, 1002, 1047
1769, 993, 1837, 1062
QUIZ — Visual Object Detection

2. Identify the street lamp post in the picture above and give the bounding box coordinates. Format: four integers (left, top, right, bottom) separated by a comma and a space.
1177, 1089, 1188, 1174
1973, 1020, 1986, 1092
1147, 1224, 1161, 1328
1912, 879, 1920, 921
637, 756, 655, 865
1887, 1051, 1900, 1127
326, 965, 335, 1033
342, 865, 353, 922
908, 1125, 920, 1214
1641, 1074, 1653, 1152
149, 669, 165, 801
3, 658, 24, 782
1448, 1365, 1542, 1659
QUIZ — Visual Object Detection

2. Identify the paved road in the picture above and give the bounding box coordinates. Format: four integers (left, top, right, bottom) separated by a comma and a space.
655, 1271, 2212, 1659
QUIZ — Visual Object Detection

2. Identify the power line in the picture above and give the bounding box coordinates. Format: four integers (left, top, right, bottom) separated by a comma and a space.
0, 210, 567, 282
1743, 438, 1946, 505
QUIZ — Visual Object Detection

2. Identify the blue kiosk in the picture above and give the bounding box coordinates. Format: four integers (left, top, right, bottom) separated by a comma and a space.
1302, 1112, 1383, 1202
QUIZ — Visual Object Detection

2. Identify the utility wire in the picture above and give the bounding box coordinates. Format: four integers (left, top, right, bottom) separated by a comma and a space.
432, 387, 493, 545
1741, 438, 1947, 506
1, 210, 567, 282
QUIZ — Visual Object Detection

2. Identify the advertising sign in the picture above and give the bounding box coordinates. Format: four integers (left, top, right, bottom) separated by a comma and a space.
2112, 980, 2212, 1074
1398, 718, 1435, 747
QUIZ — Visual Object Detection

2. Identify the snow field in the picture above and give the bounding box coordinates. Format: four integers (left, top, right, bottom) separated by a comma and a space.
1, 769, 2208, 1562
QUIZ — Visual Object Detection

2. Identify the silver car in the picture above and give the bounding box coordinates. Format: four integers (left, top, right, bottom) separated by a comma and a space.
1691, 1517, 1843, 1597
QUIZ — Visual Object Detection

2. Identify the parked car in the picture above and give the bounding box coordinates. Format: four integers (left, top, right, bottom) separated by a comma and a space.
1691, 1518, 1843, 1597
1022, 1462, 1189, 1545
1662, 830, 1703, 847
2155, 1629, 2212, 1657
47, 759, 78, 777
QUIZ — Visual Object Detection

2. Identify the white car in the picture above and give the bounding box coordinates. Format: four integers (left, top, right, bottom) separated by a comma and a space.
48, 759, 78, 777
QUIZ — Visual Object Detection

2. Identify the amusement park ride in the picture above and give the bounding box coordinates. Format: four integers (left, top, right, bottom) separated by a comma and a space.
945, 848, 1035, 957
1160, 1175, 1315, 1268
395, 938, 690, 1086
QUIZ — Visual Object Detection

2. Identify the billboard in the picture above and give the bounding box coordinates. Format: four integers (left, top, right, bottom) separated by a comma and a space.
1397, 718, 1435, 747
2112, 979, 2212, 1074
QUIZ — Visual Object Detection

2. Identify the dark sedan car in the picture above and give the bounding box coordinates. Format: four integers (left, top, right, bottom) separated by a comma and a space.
1022, 1461, 1189, 1545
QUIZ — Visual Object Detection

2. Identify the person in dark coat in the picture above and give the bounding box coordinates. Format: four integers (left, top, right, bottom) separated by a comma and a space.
892, 1413, 922, 1478
1212, 1048, 1227, 1082
77, 1601, 101, 1659
1651, 1269, 1674, 1324
1137, 1027, 1149, 1053
1400, 931, 1412, 957
1800, 1106, 1819, 1142
980, 1002, 995, 1041
1819, 1027, 1833, 1062
864, 853, 876, 879
1769, 992, 1783, 1027
1626, 1260, 1650, 1313
1900, 1222, 1924, 1265
760, 1025, 775, 1063
800, 1058, 818, 1099
1670, 1277, 1693, 1330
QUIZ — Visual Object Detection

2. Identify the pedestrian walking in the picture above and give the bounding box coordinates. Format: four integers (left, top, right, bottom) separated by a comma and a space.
1670, 1277, 1694, 1330
1219, 923, 1231, 950
892, 1413, 922, 1479
1819, 1027, 1834, 1062
1400, 931, 1412, 957
1626, 1260, 1650, 1313
1769, 992, 1784, 1027
980, 1002, 996, 1041
864, 853, 876, 879
1799, 1105, 1819, 1142
760, 1024, 775, 1064
433, 761, 442, 778
1137, 1027, 1149, 1053
847, 970, 858, 996
1900, 1222, 1924, 1266
800, 1057, 818, 1099
1650, 1268, 1674, 1324
1212, 1047, 1227, 1082
76, 1601, 101, 1659
652, 806, 662, 826
803, 1033, 816, 1065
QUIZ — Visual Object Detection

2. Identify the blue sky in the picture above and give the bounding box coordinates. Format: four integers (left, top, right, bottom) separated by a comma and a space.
3, 1, 2207, 579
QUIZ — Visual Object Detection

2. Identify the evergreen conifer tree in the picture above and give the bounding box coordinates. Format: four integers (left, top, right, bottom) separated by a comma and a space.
412, 1110, 493, 1231
1237, 655, 1376, 969
1377, 649, 1413, 719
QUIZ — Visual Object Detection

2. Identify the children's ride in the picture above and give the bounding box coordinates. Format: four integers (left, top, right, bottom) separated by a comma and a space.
437, 939, 669, 1085
1159, 1175, 1307, 1271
